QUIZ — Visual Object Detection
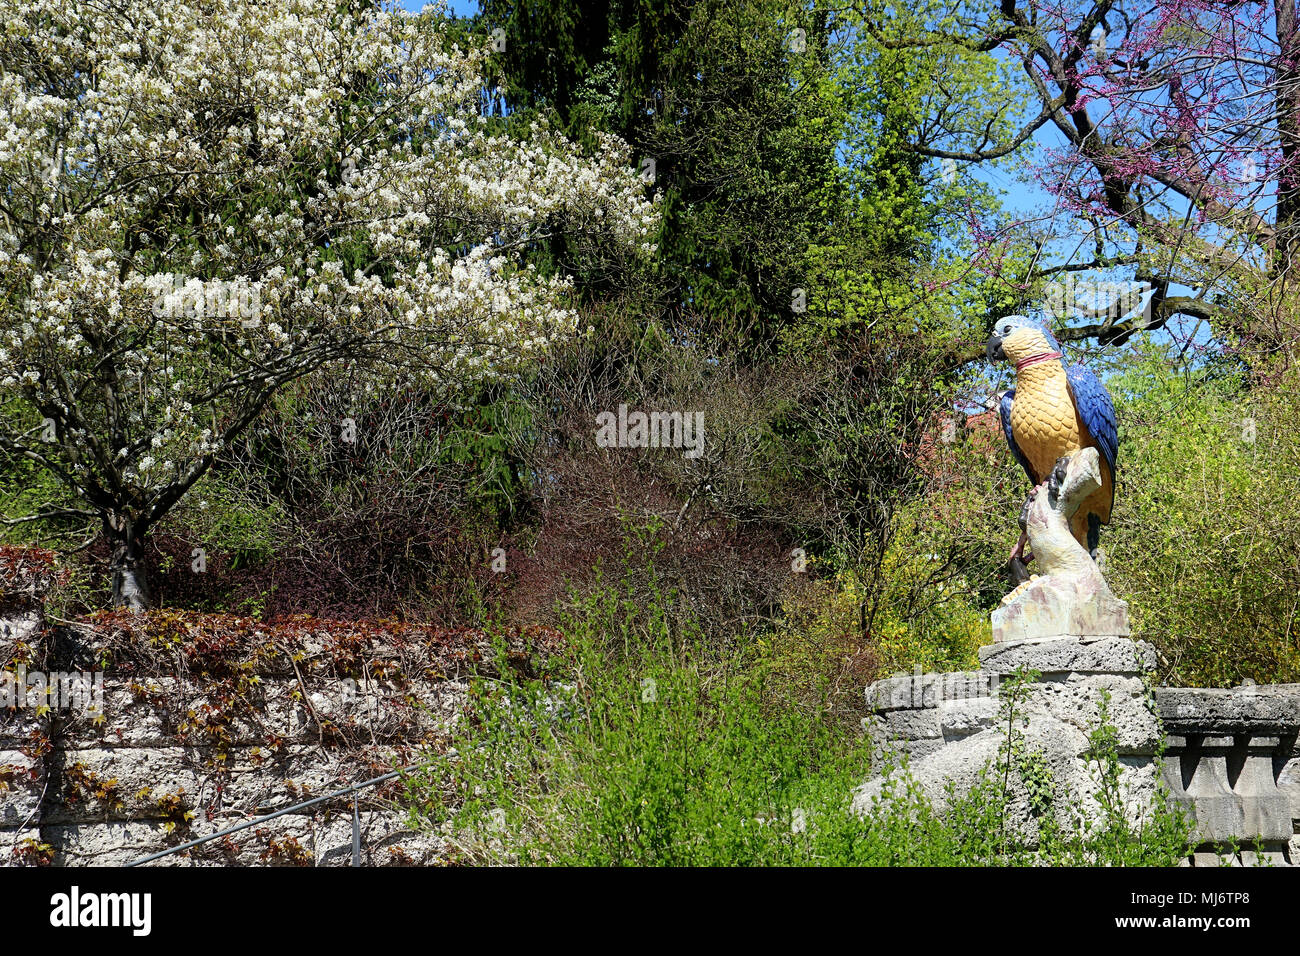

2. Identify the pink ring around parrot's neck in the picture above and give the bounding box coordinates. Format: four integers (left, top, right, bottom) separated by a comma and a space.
1015, 350, 1063, 372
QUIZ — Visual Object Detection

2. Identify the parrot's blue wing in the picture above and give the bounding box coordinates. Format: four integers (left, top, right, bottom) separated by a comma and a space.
1064, 363, 1118, 478
999, 389, 1037, 484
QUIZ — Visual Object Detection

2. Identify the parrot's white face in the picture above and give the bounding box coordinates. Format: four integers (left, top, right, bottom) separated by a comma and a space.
1000, 326, 1054, 363
986, 318, 1056, 364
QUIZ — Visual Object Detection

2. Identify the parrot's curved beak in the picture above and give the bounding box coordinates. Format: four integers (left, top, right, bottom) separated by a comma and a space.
985, 334, 1006, 362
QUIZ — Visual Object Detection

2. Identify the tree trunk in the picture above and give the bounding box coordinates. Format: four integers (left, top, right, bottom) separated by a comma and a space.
1274, 0, 1300, 274
109, 528, 150, 611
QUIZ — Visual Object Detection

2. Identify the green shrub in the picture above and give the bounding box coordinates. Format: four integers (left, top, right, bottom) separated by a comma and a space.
1107, 343, 1300, 686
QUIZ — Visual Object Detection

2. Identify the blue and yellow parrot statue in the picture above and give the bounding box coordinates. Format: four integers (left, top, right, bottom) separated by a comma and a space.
985, 314, 1118, 563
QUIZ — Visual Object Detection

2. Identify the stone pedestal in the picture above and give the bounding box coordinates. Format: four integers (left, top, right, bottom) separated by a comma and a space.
854, 635, 1162, 847
856, 639, 1300, 865
856, 443, 1300, 862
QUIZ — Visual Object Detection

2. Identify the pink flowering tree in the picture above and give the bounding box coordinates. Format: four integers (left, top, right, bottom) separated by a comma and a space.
866, 0, 1300, 358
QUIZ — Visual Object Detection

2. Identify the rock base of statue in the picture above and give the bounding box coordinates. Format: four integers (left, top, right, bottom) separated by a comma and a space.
991, 573, 1130, 643
853, 634, 1162, 849
992, 447, 1129, 644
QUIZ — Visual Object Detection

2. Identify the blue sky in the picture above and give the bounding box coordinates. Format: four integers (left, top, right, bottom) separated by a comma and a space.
401, 0, 480, 15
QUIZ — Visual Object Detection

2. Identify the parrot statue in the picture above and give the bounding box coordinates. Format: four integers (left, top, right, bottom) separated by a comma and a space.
985, 314, 1118, 565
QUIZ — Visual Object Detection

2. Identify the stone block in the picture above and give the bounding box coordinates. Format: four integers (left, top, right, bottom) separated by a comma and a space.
0, 611, 42, 653
883, 709, 942, 741
1193, 848, 1235, 867
0, 707, 47, 746
865, 676, 922, 712
59, 677, 464, 750
1278, 756, 1300, 821
865, 671, 995, 712
0, 749, 43, 827
1024, 673, 1160, 754
938, 697, 1000, 740
1157, 685, 1300, 736
48, 809, 445, 867
310, 810, 445, 866
1238, 844, 1289, 866
0, 827, 46, 867
979, 636, 1156, 676
47, 743, 412, 824
47, 821, 182, 867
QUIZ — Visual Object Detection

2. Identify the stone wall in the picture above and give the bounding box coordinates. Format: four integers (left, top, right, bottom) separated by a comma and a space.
858, 637, 1300, 865
0, 552, 557, 866
4, 672, 460, 866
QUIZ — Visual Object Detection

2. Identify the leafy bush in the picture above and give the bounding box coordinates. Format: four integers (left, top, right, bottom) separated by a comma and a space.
1107, 343, 1300, 686
764, 556, 988, 727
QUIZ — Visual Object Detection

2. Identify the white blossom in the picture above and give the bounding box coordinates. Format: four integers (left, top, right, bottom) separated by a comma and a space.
0, 0, 659, 513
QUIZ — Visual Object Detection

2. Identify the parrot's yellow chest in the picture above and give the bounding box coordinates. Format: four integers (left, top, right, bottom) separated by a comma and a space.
1010, 362, 1084, 482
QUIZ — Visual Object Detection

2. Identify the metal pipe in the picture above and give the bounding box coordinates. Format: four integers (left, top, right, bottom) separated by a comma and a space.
124, 764, 419, 867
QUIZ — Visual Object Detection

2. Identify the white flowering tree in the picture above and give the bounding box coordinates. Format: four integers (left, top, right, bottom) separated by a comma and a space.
0, 0, 658, 607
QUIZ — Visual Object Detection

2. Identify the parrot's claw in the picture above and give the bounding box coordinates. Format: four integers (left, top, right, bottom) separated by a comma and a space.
1008, 528, 1029, 563
1006, 528, 1034, 584
1047, 456, 1070, 509
1006, 556, 1031, 585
